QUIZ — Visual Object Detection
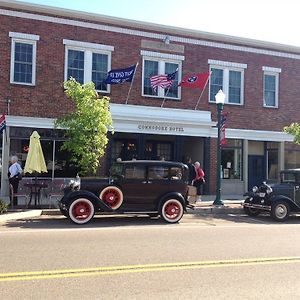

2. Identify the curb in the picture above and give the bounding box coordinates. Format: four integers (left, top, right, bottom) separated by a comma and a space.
0, 210, 42, 223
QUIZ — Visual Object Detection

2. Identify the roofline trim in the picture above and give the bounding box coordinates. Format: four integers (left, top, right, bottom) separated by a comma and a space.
0, 3, 300, 60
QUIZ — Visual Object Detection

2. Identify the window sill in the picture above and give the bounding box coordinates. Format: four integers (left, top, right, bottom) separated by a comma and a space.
10, 81, 35, 87
263, 105, 278, 109
209, 101, 243, 106
142, 94, 181, 101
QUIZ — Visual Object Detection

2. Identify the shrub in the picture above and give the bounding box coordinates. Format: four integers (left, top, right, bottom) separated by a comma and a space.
0, 199, 8, 214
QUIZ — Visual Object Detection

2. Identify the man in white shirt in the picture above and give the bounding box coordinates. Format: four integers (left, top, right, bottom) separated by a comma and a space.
8, 156, 23, 206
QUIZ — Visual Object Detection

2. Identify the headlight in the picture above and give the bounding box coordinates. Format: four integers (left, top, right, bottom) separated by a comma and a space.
252, 186, 258, 193
267, 187, 273, 194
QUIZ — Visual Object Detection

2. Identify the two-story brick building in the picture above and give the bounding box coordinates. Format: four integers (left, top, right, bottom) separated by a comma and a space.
0, 0, 299, 198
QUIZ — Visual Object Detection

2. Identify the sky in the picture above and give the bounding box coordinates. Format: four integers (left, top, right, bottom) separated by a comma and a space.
18, 0, 300, 47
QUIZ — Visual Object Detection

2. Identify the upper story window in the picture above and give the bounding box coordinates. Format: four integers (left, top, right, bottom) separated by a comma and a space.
9, 32, 39, 86
141, 50, 183, 100
208, 59, 247, 105
63, 39, 114, 93
263, 66, 281, 108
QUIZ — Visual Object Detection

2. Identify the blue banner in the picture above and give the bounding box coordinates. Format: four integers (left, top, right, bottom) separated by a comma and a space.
104, 65, 136, 84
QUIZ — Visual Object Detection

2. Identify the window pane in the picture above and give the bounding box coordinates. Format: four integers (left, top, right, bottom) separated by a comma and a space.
229, 71, 241, 104
148, 166, 169, 180
221, 148, 242, 179
264, 75, 276, 106
165, 62, 179, 98
67, 50, 84, 84
125, 166, 145, 179
92, 53, 108, 91
170, 167, 183, 180
143, 60, 158, 96
268, 150, 278, 180
13, 42, 33, 83
210, 68, 223, 101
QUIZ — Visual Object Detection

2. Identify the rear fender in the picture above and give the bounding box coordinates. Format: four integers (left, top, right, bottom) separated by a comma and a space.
61, 190, 113, 212
271, 195, 300, 211
158, 192, 186, 212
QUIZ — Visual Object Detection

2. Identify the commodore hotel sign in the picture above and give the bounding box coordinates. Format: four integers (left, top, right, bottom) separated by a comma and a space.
138, 124, 184, 133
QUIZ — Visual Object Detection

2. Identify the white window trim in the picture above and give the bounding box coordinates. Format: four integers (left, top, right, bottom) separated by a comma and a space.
208, 59, 247, 69
63, 39, 114, 52
141, 55, 182, 100
64, 44, 112, 93
263, 71, 279, 108
10, 33, 39, 86
262, 66, 281, 73
140, 50, 185, 61
208, 64, 245, 105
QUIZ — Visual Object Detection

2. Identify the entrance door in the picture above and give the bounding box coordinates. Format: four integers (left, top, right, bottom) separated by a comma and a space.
248, 155, 265, 190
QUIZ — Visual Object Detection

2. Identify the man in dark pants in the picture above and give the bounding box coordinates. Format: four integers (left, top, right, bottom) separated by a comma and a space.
8, 155, 22, 206
185, 156, 196, 184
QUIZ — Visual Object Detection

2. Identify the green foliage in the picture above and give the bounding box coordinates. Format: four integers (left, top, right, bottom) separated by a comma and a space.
284, 123, 300, 145
0, 199, 8, 214
55, 78, 113, 175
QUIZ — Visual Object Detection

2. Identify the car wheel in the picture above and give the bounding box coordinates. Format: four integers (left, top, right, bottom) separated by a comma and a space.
160, 198, 184, 223
100, 186, 123, 210
243, 198, 260, 217
68, 197, 95, 225
271, 201, 290, 222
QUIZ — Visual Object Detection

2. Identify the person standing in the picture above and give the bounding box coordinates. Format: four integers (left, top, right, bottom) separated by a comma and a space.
185, 156, 196, 184
193, 161, 205, 202
8, 155, 23, 206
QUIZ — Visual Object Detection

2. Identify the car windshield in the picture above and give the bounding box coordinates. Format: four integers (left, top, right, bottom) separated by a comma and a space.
110, 163, 123, 178
281, 172, 296, 183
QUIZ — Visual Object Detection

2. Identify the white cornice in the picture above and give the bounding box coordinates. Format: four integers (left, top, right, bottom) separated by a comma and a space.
262, 66, 282, 73
63, 39, 114, 52
9, 31, 40, 40
140, 50, 185, 61
208, 59, 247, 69
1, 2, 300, 60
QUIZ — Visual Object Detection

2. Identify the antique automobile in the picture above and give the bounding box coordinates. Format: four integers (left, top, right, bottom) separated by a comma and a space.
58, 160, 190, 224
243, 169, 300, 221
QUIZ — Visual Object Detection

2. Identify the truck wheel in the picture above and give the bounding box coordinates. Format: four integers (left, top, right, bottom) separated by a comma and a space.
271, 201, 290, 222
160, 198, 184, 223
243, 198, 260, 217
68, 197, 95, 225
100, 186, 123, 210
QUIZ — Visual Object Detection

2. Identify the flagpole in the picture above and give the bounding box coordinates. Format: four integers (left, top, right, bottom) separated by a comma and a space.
125, 61, 139, 105
161, 87, 171, 108
194, 71, 212, 110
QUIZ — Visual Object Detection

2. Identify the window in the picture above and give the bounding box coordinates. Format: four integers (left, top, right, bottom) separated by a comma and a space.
148, 166, 169, 180
9, 32, 39, 85
266, 142, 279, 180
263, 67, 281, 108
221, 139, 242, 179
208, 60, 247, 105
141, 50, 183, 99
124, 166, 145, 179
64, 39, 113, 93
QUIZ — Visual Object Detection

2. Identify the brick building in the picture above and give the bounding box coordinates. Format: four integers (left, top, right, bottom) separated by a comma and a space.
0, 0, 299, 198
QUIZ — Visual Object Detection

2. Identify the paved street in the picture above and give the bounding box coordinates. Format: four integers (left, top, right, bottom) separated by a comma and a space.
1, 213, 300, 299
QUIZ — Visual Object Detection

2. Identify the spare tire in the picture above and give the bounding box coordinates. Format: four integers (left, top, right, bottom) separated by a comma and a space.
99, 186, 123, 210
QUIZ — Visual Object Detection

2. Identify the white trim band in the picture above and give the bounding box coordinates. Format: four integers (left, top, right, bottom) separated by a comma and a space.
262, 66, 282, 73
63, 39, 114, 51
9, 31, 40, 41
140, 50, 185, 61
208, 59, 247, 69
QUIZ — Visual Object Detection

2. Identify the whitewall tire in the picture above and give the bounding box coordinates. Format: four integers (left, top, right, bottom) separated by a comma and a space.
160, 199, 184, 223
68, 198, 95, 225
100, 186, 123, 210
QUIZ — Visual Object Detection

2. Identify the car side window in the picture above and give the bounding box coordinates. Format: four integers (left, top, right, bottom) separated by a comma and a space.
148, 166, 169, 180
124, 166, 145, 179
170, 167, 182, 180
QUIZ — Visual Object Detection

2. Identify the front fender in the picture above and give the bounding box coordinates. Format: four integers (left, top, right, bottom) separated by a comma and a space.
158, 192, 186, 211
60, 190, 113, 212
271, 195, 300, 211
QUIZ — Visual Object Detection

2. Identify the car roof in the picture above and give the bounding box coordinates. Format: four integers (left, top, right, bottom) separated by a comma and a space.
117, 160, 187, 167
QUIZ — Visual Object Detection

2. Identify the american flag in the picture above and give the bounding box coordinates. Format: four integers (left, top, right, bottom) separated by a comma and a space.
0, 114, 6, 134
150, 71, 177, 90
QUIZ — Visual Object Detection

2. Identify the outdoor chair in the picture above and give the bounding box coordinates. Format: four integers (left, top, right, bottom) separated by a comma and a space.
47, 179, 66, 208
9, 179, 31, 208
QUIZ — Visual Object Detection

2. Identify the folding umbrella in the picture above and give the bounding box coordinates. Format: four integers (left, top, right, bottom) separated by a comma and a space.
24, 131, 47, 206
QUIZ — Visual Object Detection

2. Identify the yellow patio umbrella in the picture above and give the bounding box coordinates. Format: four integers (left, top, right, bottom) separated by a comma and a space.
24, 131, 47, 174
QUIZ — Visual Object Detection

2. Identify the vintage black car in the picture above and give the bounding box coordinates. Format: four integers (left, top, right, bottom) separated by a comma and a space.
243, 169, 300, 221
59, 160, 190, 224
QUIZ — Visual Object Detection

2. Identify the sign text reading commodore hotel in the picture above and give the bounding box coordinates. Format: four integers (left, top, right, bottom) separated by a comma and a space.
138, 124, 184, 133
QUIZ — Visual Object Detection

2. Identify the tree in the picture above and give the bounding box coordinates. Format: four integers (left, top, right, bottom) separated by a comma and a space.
284, 123, 300, 145
55, 78, 113, 175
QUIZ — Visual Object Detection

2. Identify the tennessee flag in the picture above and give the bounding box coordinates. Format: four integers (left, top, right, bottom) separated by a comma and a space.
179, 72, 210, 89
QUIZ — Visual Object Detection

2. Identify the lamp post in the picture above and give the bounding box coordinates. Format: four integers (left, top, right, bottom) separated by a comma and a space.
213, 89, 225, 206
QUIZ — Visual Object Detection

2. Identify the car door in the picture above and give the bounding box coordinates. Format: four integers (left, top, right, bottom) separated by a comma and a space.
121, 164, 155, 211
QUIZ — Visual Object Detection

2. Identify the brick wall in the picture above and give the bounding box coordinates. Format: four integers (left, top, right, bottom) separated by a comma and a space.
0, 8, 299, 135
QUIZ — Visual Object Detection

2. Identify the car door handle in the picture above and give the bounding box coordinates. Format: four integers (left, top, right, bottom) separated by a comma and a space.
142, 181, 152, 184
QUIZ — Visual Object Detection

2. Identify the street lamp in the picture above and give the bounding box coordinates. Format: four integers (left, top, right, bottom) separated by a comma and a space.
213, 89, 226, 206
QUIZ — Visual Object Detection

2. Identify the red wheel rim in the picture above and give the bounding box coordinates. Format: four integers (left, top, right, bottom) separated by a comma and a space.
103, 189, 121, 208
164, 201, 182, 220
72, 201, 92, 220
